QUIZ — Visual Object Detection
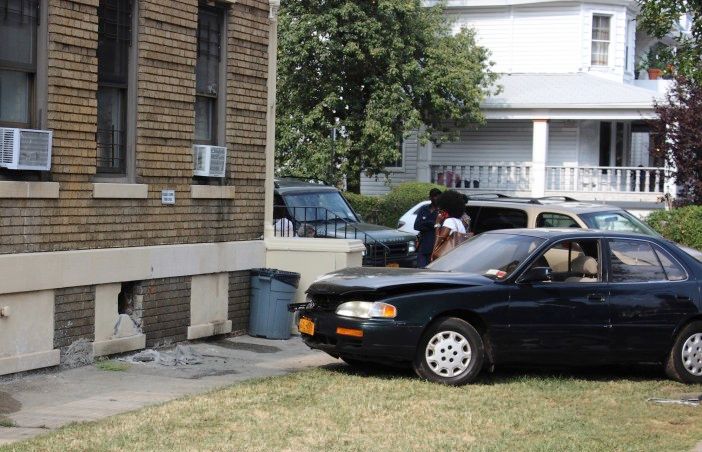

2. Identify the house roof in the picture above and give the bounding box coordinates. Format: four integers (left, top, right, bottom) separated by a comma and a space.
482, 73, 661, 111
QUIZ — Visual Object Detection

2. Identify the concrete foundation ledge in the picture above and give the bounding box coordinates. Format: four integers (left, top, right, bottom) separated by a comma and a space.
93, 334, 146, 358
0, 349, 60, 376
187, 320, 232, 340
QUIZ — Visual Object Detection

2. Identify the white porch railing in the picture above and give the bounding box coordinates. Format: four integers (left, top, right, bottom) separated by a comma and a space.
546, 166, 670, 194
430, 163, 531, 191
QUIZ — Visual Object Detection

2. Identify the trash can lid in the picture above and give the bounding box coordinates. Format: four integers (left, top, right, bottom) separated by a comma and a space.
250, 268, 301, 288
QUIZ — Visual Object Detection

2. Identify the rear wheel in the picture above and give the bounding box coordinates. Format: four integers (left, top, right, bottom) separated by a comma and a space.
665, 321, 702, 384
413, 317, 484, 385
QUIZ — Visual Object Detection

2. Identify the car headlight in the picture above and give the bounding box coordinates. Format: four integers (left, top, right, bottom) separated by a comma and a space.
335, 301, 397, 319
407, 241, 416, 254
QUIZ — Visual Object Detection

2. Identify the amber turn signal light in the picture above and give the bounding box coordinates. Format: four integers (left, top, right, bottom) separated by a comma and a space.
336, 327, 364, 338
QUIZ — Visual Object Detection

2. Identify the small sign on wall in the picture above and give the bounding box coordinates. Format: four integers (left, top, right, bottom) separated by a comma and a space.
161, 189, 175, 205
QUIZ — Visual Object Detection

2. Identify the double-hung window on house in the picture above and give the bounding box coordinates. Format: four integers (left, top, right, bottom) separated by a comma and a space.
96, 0, 132, 174
195, 4, 223, 146
591, 15, 611, 66
0, 0, 38, 129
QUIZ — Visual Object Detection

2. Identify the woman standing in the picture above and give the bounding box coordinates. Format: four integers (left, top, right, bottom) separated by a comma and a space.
431, 190, 469, 261
436, 190, 467, 234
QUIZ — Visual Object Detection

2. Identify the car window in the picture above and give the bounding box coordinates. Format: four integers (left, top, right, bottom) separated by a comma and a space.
465, 206, 480, 232
608, 239, 667, 283
283, 192, 358, 223
472, 207, 527, 234
536, 213, 580, 228
580, 211, 658, 236
653, 245, 687, 281
526, 239, 600, 283
428, 232, 545, 279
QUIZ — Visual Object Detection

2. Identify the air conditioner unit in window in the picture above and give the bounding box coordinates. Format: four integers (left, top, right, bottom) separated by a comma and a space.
193, 145, 227, 178
0, 128, 53, 171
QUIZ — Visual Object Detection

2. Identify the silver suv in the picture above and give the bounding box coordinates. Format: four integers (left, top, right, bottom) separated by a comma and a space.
463, 195, 658, 235
400, 194, 701, 260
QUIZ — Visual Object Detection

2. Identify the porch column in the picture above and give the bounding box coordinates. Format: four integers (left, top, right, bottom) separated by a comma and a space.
531, 119, 549, 197
416, 130, 433, 183
263, 0, 280, 239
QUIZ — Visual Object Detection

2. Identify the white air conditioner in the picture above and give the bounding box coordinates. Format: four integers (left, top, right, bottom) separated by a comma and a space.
0, 128, 53, 171
193, 145, 227, 178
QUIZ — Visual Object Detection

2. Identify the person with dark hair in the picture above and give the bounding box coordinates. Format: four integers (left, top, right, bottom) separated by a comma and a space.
429, 190, 470, 262
413, 188, 442, 267
436, 190, 467, 234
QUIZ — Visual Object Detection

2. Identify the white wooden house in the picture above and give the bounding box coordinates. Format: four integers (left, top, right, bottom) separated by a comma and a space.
361, 0, 682, 212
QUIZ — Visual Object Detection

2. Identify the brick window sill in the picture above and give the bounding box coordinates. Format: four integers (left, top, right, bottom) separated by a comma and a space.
0, 181, 60, 199
191, 185, 236, 199
92, 183, 148, 199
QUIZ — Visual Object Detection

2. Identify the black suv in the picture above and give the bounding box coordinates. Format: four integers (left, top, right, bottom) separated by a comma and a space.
273, 178, 418, 267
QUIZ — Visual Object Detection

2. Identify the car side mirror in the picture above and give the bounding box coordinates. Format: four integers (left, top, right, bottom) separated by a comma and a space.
520, 267, 552, 284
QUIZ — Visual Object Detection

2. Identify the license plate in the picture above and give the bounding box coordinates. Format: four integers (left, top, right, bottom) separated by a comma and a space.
386, 262, 400, 268
299, 317, 315, 336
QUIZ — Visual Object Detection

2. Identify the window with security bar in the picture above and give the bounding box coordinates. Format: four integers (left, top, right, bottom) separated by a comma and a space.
591, 15, 611, 66
195, 4, 223, 145
0, 0, 39, 129
96, 0, 131, 174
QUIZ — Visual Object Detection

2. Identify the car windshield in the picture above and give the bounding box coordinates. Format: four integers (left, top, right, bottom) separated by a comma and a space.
283, 192, 358, 223
428, 233, 546, 279
579, 210, 659, 236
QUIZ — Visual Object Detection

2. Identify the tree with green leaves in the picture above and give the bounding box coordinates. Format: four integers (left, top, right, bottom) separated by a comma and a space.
638, 0, 702, 82
275, 1, 498, 192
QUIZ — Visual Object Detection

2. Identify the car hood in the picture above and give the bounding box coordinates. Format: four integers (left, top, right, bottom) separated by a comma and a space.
307, 267, 492, 295
315, 222, 416, 242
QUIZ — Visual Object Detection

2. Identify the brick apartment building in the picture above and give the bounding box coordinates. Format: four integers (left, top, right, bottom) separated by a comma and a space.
0, 0, 277, 375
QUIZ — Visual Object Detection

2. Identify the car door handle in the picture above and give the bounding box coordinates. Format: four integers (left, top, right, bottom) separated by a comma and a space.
587, 294, 606, 302
676, 295, 692, 302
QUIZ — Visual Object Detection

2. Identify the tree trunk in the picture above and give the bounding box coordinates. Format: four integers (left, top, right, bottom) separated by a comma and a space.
346, 170, 361, 194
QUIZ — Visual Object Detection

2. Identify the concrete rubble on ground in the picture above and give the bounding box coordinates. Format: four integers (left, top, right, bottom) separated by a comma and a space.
60, 339, 94, 369
126, 344, 203, 366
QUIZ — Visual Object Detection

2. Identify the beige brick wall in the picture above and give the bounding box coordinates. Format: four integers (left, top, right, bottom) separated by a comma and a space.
0, 0, 269, 255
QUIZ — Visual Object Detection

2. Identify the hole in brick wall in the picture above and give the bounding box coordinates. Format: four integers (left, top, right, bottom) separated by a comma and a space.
118, 281, 143, 329
118, 282, 136, 315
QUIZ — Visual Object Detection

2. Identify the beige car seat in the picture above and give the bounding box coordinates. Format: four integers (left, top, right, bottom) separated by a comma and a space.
565, 255, 599, 282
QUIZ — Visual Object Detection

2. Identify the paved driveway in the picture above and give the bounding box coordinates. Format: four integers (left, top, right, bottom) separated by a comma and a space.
0, 335, 335, 445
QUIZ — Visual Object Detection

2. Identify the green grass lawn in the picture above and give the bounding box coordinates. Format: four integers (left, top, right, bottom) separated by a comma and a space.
4, 364, 702, 451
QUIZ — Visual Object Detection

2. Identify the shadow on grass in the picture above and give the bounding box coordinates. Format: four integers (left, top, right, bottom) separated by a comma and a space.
321, 360, 668, 385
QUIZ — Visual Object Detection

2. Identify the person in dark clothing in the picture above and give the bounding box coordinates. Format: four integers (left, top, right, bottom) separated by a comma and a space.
414, 188, 442, 267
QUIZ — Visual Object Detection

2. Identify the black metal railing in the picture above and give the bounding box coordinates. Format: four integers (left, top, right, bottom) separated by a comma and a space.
96, 126, 126, 174
273, 205, 399, 266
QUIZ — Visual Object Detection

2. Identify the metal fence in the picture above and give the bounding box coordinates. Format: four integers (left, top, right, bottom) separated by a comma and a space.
273, 205, 401, 266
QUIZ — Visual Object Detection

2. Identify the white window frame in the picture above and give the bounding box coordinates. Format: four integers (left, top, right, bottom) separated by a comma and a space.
590, 13, 612, 68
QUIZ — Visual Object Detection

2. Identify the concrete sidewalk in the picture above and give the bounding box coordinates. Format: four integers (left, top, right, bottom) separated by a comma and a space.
0, 335, 335, 446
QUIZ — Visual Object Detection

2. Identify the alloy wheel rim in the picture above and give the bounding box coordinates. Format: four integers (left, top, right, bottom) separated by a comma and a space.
681, 333, 702, 376
425, 330, 471, 378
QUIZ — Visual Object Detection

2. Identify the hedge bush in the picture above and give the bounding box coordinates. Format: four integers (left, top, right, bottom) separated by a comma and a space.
647, 206, 702, 250
343, 192, 385, 225
344, 182, 445, 228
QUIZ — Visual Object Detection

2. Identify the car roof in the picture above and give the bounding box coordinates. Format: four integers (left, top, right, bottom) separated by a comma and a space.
466, 198, 624, 214
274, 178, 340, 195
484, 228, 662, 241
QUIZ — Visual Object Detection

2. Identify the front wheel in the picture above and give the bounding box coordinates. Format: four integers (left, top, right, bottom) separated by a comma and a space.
413, 318, 485, 385
666, 321, 702, 384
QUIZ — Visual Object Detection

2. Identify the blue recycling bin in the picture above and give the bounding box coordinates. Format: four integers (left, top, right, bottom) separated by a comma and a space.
249, 268, 301, 339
